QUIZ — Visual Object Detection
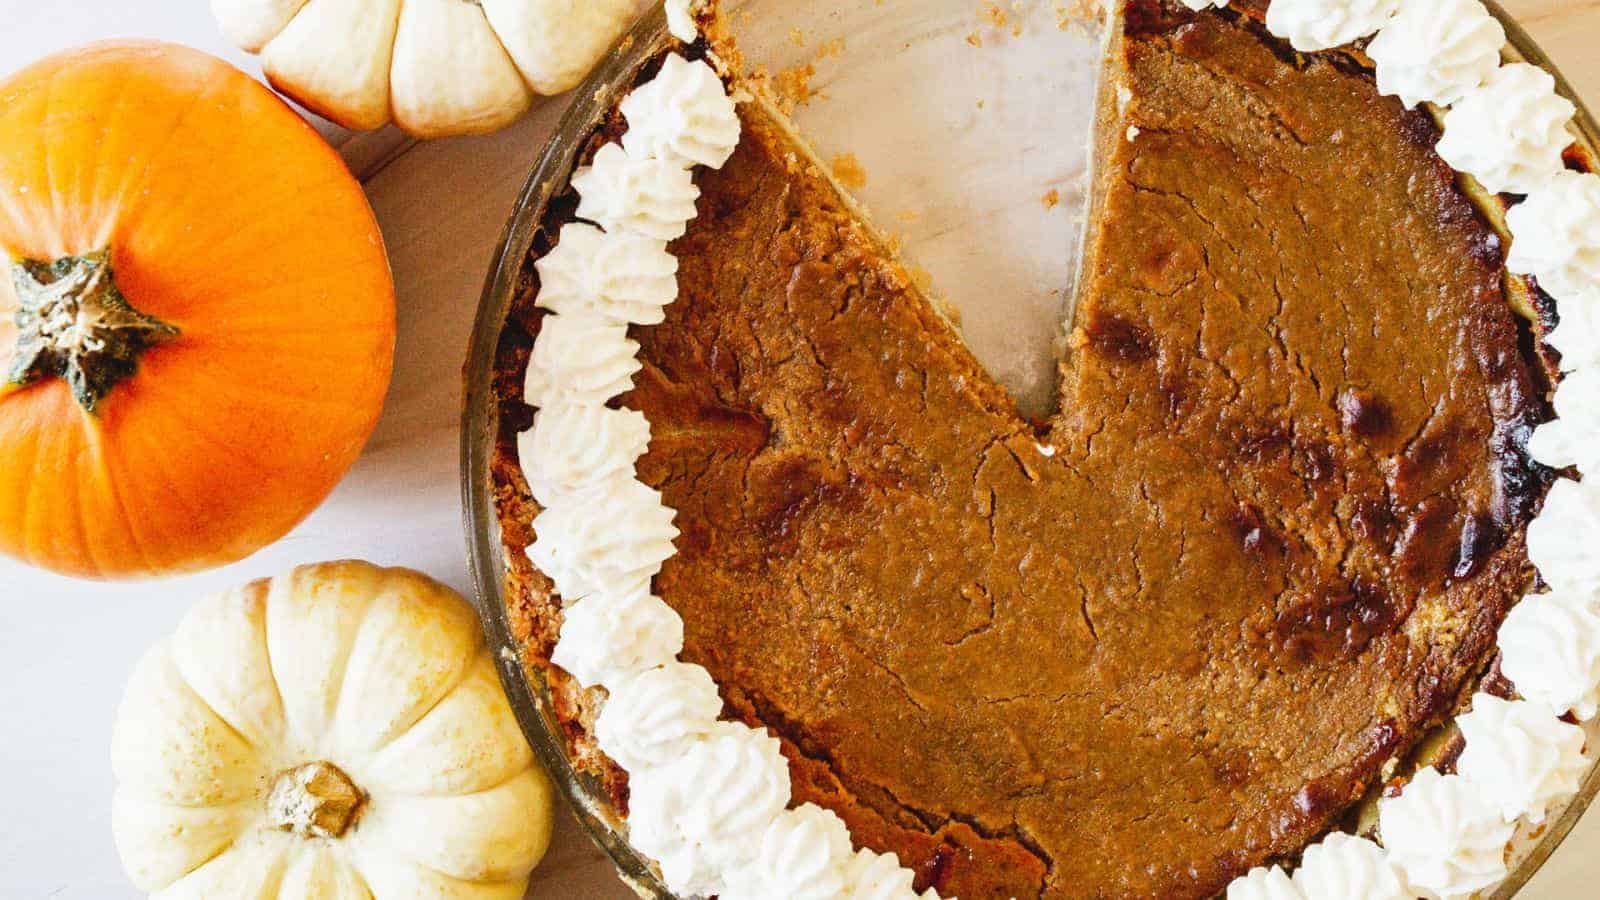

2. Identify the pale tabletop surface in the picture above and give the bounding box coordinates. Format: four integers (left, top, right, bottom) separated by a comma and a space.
2, 2, 1598, 899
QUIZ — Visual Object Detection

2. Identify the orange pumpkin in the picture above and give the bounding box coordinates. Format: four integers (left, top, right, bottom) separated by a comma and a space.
0, 42, 395, 580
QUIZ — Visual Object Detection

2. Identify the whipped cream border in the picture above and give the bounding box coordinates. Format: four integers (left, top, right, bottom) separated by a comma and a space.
1238, 1, 1596, 899
518, 9, 934, 896
516, 1, 1599, 897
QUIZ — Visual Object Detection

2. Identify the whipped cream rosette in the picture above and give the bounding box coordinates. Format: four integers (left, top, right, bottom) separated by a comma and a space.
665, 0, 699, 42
1226, 865, 1302, 900
721, 804, 857, 900
1528, 478, 1600, 594
843, 847, 940, 900
1292, 833, 1410, 900
1527, 367, 1600, 475
1498, 590, 1600, 721
1456, 693, 1590, 824
535, 222, 679, 325
522, 313, 642, 407
551, 590, 684, 688
1545, 287, 1600, 371
1367, 0, 1504, 108
627, 724, 792, 897
1265, 0, 1397, 51
1379, 768, 1514, 900
622, 54, 741, 169
528, 477, 678, 602
518, 402, 651, 508
1508, 170, 1600, 300
1437, 62, 1576, 195
593, 662, 724, 773
573, 142, 702, 240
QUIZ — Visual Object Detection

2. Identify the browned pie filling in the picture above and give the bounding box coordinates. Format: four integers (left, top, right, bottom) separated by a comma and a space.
492, 1, 1555, 896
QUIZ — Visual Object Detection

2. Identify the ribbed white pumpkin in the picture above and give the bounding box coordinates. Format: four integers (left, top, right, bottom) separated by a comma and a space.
111, 561, 552, 898
211, 0, 645, 137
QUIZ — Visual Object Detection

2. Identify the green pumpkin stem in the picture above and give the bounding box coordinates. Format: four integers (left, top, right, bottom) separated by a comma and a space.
7, 250, 179, 413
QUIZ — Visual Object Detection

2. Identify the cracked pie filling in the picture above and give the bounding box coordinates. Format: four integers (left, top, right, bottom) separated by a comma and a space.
489, 0, 1600, 897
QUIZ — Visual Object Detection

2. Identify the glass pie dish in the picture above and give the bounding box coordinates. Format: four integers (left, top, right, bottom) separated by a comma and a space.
461, 2, 1600, 896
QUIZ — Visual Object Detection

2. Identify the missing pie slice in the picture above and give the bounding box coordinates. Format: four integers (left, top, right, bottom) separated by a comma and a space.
491, 0, 1571, 896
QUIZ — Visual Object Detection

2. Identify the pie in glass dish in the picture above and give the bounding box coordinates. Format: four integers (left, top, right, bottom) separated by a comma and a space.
486, 0, 1600, 896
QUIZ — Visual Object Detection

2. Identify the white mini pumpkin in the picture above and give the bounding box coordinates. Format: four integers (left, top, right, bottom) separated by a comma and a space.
212, 0, 645, 137
111, 561, 553, 898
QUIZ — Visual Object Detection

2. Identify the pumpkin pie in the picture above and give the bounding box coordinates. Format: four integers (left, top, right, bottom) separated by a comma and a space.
491, 1, 1559, 896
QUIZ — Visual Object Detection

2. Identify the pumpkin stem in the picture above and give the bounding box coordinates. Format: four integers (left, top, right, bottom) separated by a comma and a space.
266, 761, 367, 839
6, 250, 178, 413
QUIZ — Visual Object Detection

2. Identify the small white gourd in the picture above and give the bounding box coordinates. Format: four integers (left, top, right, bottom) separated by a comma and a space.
212, 0, 646, 137
112, 561, 553, 898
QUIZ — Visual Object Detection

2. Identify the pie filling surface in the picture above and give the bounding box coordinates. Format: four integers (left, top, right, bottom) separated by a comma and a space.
493, 1, 1553, 896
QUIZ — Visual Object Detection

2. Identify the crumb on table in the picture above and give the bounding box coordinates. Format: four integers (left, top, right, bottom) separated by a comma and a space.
830, 152, 868, 190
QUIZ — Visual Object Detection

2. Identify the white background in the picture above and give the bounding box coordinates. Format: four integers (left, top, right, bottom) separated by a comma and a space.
2, 2, 1598, 899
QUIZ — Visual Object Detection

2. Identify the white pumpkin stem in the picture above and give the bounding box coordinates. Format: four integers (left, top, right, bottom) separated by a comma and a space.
266, 761, 367, 839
